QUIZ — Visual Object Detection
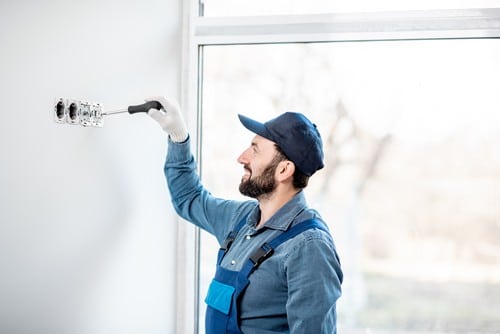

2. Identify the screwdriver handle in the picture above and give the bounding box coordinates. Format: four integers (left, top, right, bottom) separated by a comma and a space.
128, 101, 163, 114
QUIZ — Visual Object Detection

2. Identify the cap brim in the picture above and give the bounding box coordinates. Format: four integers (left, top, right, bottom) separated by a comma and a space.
238, 114, 270, 139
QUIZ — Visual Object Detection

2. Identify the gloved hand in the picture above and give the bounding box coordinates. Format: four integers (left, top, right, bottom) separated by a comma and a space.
146, 96, 188, 143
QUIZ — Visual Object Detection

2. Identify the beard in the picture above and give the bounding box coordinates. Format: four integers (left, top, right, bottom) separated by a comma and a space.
239, 159, 280, 199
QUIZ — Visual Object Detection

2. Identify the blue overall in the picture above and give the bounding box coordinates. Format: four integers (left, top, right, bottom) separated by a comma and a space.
204, 218, 329, 334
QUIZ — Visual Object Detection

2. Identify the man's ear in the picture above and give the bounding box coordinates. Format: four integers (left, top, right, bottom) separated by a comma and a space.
276, 160, 295, 182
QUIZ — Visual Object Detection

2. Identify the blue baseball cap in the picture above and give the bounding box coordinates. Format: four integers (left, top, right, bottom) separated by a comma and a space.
238, 112, 324, 176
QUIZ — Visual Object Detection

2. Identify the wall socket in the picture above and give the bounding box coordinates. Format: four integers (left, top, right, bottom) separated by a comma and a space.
54, 97, 104, 127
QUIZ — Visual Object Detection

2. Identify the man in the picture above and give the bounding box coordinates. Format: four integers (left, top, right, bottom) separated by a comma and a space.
147, 97, 343, 334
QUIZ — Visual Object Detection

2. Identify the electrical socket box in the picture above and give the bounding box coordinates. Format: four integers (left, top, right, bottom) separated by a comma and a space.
53, 97, 103, 127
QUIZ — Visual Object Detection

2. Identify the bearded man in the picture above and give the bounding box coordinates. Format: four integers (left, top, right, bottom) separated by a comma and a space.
147, 97, 343, 334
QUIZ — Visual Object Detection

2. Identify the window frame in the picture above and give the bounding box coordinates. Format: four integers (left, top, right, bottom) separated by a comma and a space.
177, 2, 500, 332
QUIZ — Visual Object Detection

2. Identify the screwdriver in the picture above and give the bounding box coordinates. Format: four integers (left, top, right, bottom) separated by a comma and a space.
102, 101, 162, 116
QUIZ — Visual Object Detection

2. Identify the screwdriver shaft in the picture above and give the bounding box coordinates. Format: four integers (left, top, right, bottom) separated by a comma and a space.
102, 108, 128, 116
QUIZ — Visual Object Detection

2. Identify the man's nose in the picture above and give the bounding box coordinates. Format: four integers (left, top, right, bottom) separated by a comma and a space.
237, 148, 251, 164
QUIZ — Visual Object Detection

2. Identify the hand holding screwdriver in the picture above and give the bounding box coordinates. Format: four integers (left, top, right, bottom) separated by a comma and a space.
145, 97, 189, 143
101, 97, 188, 142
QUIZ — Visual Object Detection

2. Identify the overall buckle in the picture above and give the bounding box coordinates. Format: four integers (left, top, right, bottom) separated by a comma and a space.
221, 231, 237, 251
249, 243, 274, 268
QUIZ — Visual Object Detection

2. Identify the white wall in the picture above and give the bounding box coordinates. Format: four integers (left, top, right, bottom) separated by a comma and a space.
0, 1, 181, 333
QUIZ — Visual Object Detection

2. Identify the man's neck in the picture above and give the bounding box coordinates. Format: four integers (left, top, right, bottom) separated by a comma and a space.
256, 188, 299, 229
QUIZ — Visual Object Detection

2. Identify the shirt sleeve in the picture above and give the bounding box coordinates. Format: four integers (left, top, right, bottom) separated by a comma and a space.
284, 230, 343, 334
163, 137, 255, 244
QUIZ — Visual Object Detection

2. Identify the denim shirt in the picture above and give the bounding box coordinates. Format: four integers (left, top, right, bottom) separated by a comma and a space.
164, 137, 343, 334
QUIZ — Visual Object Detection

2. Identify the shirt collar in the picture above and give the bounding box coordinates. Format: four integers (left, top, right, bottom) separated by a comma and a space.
247, 191, 308, 232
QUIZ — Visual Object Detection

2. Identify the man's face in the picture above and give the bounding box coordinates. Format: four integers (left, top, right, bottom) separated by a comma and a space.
237, 135, 283, 199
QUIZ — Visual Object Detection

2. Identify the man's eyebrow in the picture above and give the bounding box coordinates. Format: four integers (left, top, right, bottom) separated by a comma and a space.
251, 141, 259, 151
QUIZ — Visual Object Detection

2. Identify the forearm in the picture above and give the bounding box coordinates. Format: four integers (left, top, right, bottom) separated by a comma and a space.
164, 137, 214, 233
163, 137, 252, 243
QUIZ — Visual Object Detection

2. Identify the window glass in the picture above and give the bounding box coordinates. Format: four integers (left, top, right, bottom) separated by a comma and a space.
202, 0, 500, 16
199, 40, 500, 332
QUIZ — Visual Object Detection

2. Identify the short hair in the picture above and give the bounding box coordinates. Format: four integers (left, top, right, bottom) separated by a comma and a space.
274, 144, 310, 190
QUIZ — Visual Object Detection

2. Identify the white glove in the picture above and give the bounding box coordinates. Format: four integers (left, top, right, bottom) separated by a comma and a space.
146, 96, 188, 143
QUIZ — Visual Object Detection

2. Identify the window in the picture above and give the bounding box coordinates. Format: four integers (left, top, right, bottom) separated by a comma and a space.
200, 40, 500, 333
179, 2, 500, 333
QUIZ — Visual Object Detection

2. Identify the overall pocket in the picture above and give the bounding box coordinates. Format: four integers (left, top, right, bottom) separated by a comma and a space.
205, 279, 236, 315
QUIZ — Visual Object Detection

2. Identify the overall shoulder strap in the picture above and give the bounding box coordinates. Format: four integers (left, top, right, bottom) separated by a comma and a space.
241, 218, 329, 276
268, 219, 329, 249
217, 215, 249, 264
